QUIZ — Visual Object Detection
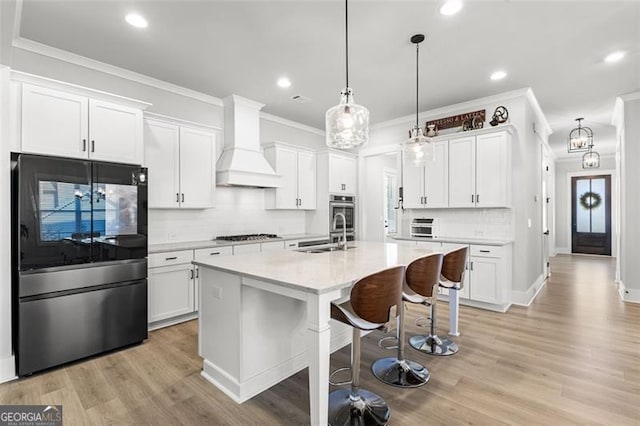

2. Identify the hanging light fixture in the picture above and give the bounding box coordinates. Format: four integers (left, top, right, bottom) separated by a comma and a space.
567, 117, 593, 152
402, 34, 433, 167
582, 147, 600, 169
325, 0, 369, 149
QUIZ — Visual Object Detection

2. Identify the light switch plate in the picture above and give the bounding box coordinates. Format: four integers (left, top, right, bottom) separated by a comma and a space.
212, 286, 222, 299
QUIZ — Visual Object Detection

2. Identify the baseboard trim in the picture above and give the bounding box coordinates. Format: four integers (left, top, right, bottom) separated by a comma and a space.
555, 247, 570, 255
148, 312, 198, 331
512, 274, 547, 306
617, 280, 640, 303
0, 355, 16, 384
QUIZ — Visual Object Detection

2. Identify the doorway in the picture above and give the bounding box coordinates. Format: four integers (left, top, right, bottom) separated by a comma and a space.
383, 168, 398, 236
571, 175, 611, 255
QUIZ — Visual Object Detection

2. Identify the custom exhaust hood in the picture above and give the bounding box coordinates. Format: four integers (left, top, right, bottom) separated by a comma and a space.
216, 95, 281, 188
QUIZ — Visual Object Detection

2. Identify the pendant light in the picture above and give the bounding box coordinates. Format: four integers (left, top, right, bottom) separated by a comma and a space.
582, 147, 600, 169
402, 34, 433, 166
567, 117, 593, 153
325, 0, 369, 149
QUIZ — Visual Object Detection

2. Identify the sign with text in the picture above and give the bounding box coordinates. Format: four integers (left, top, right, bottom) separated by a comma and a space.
426, 110, 486, 131
0, 405, 62, 426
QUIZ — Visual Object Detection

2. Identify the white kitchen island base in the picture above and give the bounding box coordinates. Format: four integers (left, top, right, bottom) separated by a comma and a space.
195, 242, 440, 426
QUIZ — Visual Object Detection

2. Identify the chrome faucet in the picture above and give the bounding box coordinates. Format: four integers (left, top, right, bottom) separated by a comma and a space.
332, 212, 348, 251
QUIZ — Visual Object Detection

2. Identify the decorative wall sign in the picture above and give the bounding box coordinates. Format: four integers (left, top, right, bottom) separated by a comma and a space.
425, 110, 485, 131
489, 106, 509, 126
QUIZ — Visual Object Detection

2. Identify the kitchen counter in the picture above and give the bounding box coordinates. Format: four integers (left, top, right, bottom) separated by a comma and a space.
148, 233, 327, 254
195, 241, 440, 425
392, 235, 513, 246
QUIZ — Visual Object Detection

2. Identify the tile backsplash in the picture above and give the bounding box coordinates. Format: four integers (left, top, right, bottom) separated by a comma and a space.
402, 208, 513, 240
148, 186, 306, 243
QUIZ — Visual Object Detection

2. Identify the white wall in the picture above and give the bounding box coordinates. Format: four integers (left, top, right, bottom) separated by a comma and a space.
553, 157, 616, 254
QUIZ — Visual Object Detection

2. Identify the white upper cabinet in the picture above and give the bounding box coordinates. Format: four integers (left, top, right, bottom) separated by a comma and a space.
21, 84, 89, 159
403, 140, 449, 208
179, 127, 215, 208
144, 117, 217, 209
448, 130, 511, 208
448, 136, 476, 207
19, 82, 146, 164
264, 143, 317, 210
88, 99, 143, 164
328, 152, 357, 194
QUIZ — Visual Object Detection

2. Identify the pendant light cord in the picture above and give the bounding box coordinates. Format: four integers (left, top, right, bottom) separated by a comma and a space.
415, 41, 419, 129
345, 0, 349, 89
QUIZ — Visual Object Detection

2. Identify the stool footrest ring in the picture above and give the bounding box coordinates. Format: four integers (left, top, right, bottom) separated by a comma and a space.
329, 366, 352, 386
377, 335, 399, 350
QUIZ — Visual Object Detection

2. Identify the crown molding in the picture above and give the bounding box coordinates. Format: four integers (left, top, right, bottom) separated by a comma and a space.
525, 88, 553, 136
618, 90, 640, 102
12, 36, 224, 107
144, 111, 221, 132
371, 87, 532, 130
260, 111, 324, 136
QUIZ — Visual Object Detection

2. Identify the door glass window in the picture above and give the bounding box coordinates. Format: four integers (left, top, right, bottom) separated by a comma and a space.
575, 177, 606, 234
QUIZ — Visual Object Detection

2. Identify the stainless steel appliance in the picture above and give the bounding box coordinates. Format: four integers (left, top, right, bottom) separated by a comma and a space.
329, 195, 355, 242
11, 154, 148, 376
410, 218, 439, 238
215, 234, 279, 242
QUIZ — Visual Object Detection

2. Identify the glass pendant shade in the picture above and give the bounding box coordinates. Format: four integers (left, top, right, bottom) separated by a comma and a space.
582, 149, 600, 169
326, 88, 369, 149
402, 126, 433, 167
567, 118, 593, 153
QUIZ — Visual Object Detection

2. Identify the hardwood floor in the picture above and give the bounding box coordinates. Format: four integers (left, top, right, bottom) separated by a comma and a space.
1, 254, 638, 425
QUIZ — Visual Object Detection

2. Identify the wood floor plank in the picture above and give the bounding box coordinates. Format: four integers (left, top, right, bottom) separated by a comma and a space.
0, 254, 638, 425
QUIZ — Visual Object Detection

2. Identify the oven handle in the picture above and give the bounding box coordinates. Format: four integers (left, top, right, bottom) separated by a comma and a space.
330, 203, 355, 208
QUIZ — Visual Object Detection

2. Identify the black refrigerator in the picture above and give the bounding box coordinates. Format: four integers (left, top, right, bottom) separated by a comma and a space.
11, 154, 149, 376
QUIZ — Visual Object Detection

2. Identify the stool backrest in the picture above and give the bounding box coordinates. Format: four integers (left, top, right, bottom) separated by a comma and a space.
406, 253, 444, 298
441, 246, 468, 284
350, 265, 405, 325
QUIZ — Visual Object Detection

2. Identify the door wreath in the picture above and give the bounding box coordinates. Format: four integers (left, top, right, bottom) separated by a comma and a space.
579, 191, 601, 210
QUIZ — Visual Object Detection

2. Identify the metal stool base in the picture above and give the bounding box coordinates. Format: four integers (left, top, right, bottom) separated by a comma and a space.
409, 334, 459, 356
328, 389, 391, 426
371, 357, 430, 388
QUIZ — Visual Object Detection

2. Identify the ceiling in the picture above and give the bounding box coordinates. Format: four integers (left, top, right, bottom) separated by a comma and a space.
15, 0, 640, 158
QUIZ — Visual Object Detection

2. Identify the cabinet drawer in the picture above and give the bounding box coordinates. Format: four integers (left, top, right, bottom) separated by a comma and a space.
261, 241, 285, 252
284, 240, 301, 250
233, 243, 262, 255
194, 246, 233, 261
149, 250, 193, 268
470, 245, 503, 258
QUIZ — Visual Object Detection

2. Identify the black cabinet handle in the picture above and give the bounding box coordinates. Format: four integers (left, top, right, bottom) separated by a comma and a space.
91, 140, 95, 152
181, 193, 185, 203
176, 193, 180, 202
476, 194, 480, 203
195, 268, 199, 279
479, 250, 490, 253
470, 261, 474, 271
189, 269, 194, 279
82, 139, 87, 152
471, 194, 475, 203
424, 195, 427, 204
165, 256, 177, 260
288, 243, 296, 247
209, 252, 220, 256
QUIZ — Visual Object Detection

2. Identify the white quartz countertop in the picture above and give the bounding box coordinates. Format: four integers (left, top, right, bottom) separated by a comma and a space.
392, 236, 513, 246
148, 233, 328, 254
193, 241, 438, 295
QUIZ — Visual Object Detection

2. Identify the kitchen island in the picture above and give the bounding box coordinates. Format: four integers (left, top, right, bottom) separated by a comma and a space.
194, 241, 439, 426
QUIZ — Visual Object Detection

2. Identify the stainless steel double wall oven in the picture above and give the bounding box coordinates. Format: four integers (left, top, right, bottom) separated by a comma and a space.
329, 195, 355, 243
11, 154, 149, 376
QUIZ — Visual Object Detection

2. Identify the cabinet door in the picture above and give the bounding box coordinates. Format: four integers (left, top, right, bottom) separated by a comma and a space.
144, 120, 180, 208
89, 99, 143, 164
469, 257, 499, 303
402, 163, 424, 209
275, 147, 299, 209
475, 132, 509, 207
448, 136, 476, 207
342, 156, 357, 194
21, 83, 88, 159
424, 140, 449, 208
297, 151, 317, 209
179, 127, 215, 208
148, 264, 195, 323
328, 154, 357, 194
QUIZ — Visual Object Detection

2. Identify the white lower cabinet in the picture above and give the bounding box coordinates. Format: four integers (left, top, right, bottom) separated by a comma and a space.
148, 258, 195, 323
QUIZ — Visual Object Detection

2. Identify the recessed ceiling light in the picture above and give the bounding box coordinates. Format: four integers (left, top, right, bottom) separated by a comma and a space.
440, 0, 463, 16
490, 70, 507, 81
125, 13, 148, 29
604, 51, 626, 64
277, 77, 291, 88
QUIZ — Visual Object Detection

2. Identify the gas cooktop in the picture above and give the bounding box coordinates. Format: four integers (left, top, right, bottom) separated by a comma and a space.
215, 234, 279, 242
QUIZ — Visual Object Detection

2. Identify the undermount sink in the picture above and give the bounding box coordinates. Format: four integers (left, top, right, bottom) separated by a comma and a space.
296, 245, 356, 254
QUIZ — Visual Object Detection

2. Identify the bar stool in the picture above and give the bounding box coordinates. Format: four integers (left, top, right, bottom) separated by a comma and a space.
328, 266, 404, 426
409, 246, 468, 356
371, 253, 442, 388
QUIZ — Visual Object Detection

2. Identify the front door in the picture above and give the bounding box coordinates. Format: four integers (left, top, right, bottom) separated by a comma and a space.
571, 175, 611, 255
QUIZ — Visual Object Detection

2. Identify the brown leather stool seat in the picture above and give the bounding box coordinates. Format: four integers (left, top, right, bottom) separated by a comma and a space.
409, 246, 468, 356
371, 253, 442, 388
328, 265, 404, 426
